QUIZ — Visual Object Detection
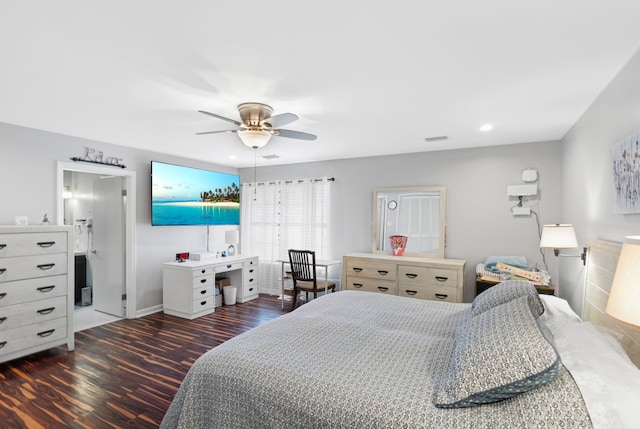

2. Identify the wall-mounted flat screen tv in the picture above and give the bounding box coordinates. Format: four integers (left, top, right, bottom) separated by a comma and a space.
151, 161, 240, 226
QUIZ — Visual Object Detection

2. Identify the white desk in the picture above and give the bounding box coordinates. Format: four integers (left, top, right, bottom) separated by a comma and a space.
279, 259, 341, 309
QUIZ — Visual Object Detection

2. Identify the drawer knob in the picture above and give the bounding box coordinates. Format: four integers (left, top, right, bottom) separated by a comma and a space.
0, 317, 6, 324
377, 270, 389, 276
226, 264, 232, 269
249, 269, 254, 273
200, 278, 207, 284
200, 301, 207, 306
352, 267, 363, 273
37, 307, 56, 315
37, 329, 55, 337
37, 241, 56, 248
435, 293, 448, 300
249, 287, 254, 292
0, 244, 6, 250
249, 278, 254, 283
0, 341, 6, 349
405, 273, 418, 279
377, 286, 389, 292
201, 269, 206, 274
0, 268, 6, 275
435, 276, 448, 282
200, 290, 207, 295
37, 285, 55, 293
405, 290, 417, 295
352, 283, 363, 289
37, 263, 56, 270
0, 292, 6, 300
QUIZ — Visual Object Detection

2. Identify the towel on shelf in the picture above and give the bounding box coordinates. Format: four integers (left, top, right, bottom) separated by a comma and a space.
484, 256, 528, 273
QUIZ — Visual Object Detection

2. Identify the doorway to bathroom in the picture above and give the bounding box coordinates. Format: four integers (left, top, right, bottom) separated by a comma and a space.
56, 161, 137, 331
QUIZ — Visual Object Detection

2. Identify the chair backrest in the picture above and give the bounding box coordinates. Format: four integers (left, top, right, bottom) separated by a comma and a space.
288, 249, 317, 286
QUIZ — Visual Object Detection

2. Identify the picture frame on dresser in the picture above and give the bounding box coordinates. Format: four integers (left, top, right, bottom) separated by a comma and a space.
0, 225, 75, 363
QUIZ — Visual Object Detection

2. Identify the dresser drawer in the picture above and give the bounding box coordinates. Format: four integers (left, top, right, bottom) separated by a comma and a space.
192, 274, 214, 288
0, 232, 67, 258
0, 253, 67, 282
345, 260, 397, 281
0, 317, 67, 357
0, 275, 67, 307
345, 276, 397, 294
0, 296, 67, 331
398, 284, 457, 302
424, 268, 458, 288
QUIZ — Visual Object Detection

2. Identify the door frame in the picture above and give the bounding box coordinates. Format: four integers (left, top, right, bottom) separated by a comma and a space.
56, 161, 137, 319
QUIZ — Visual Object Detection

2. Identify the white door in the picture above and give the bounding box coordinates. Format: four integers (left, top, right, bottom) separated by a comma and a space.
92, 176, 125, 317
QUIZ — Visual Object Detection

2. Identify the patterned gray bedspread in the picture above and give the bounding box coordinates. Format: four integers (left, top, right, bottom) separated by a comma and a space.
161, 291, 592, 428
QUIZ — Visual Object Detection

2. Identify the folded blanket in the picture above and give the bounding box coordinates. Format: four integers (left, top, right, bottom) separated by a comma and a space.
484, 256, 527, 273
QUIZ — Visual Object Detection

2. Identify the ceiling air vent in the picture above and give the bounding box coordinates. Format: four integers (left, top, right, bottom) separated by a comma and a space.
424, 135, 448, 143
262, 154, 280, 160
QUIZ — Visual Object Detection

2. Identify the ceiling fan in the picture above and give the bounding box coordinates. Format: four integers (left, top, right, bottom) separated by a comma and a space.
196, 102, 317, 149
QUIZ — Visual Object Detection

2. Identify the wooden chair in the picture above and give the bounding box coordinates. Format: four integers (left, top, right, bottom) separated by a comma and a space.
288, 249, 336, 309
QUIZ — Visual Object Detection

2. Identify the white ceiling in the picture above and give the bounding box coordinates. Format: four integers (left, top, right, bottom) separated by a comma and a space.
2, 1, 640, 168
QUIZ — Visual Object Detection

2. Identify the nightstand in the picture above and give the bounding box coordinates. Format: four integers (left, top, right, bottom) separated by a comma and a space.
475, 275, 555, 296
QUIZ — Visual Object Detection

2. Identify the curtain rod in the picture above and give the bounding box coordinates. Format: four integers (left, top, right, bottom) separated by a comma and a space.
242, 177, 335, 186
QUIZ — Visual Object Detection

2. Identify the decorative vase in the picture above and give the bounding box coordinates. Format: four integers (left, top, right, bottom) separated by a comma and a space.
389, 235, 408, 256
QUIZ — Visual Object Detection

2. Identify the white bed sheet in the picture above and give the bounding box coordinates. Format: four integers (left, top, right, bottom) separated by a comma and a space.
540, 295, 640, 429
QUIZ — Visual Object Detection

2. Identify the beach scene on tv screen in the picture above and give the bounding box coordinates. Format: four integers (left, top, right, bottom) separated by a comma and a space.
152, 162, 240, 225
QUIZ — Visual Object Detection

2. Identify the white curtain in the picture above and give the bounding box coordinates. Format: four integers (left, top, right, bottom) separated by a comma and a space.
240, 178, 331, 295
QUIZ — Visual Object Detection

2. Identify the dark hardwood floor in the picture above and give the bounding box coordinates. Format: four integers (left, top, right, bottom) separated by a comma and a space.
0, 294, 287, 428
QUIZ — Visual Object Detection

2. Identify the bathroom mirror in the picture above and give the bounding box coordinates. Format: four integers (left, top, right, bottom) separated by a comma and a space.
372, 186, 445, 258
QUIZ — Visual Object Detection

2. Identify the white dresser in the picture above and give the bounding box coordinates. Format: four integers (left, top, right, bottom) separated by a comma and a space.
342, 252, 466, 303
0, 225, 74, 363
163, 255, 259, 319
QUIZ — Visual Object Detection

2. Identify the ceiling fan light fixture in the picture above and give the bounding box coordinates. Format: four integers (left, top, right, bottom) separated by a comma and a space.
238, 129, 272, 149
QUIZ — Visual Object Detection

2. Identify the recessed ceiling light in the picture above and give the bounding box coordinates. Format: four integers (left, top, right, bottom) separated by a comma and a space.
480, 124, 493, 132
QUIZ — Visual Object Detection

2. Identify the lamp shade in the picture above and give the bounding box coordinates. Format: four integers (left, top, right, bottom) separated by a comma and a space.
225, 229, 239, 245
606, 236, 640, 328
238, 129, 271, 149
539, 224, 578, 249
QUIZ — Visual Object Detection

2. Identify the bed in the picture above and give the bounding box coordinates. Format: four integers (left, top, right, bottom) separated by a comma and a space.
161, 247, 640, 428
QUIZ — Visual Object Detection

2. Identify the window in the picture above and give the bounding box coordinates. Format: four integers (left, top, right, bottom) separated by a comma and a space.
240, 178, 331, 295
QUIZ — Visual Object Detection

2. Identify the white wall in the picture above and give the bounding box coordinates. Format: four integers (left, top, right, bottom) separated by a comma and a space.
240, 141, 563, 302
561, 48, 640, 314
0, 121, 563, 309
0, 122, 238, 313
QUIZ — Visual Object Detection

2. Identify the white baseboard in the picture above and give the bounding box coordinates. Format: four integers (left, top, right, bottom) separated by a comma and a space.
135, 304, 163, 318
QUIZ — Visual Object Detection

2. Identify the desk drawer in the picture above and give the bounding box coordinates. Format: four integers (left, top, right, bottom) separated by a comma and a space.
192, 274, 214, 288
345, 276, 397, 294
216, 262, 242, 273
192, 296, 214, 312
192, 267, 214, 277
193, 285, 213, 299
243, 283, 258, 297
0, 254, 67, 282
0, 232, 67, 258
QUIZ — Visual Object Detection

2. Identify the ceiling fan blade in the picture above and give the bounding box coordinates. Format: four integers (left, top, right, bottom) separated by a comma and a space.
275, 129, 317, 141
195, 129, 237, 135
264, 112, 298, 128
198, 110, 242, 126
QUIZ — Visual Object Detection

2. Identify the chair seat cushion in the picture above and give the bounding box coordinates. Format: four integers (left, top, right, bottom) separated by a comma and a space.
295, 280, 336, 291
